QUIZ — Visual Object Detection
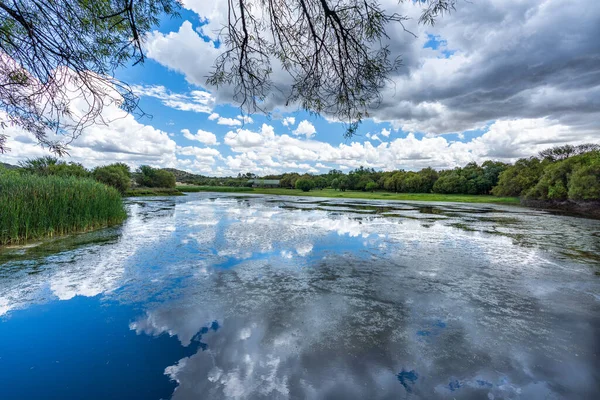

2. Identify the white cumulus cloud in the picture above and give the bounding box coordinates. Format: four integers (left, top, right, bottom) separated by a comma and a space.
182, 129, 219, 146
293, 120, 316, 138
282, 117, 296, 127
218, 117, 242, 127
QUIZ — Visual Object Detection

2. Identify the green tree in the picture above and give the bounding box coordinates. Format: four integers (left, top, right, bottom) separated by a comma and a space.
338, 176, 349, 192
136, 166, 176, 188
416, 167, 439, 193
390, 170, 407, 192
526, 161, 571, 200
355, 175, 373, 191
295, 178, 314, 192
314, 177, 328, 189
527, 150, 600, 200
331, 178, 340, 191
19, 156, 59, 175
539, 144, 600, 162
383, 174, 396, 191
19, 156, 88, 177
480, 161, 508, 194
280, 173, 300, 189
93, 164, 131, 194
432, 171, 467, 194
459, 162, 485, 194
48, 162, 89, 178
492, 157, 546, 197
365, 181, 378, 192
402, 172, 423, 193
568, 162, 600, 200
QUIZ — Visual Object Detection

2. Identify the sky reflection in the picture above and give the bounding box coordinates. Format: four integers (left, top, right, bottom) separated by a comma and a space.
0, 193, 599, 399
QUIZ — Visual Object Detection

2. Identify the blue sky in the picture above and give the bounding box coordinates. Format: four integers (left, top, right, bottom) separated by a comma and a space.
3, 0, 599, 176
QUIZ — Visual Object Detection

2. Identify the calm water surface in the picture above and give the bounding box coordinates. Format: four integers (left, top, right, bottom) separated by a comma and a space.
1, 193, 599, 399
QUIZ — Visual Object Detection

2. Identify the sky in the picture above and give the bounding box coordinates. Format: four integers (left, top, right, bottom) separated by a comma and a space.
2, 0, 599, 176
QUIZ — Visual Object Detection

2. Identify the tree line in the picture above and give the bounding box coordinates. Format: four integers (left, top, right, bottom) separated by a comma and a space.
185, 144, 600, 200
8, 143, 600, 201
277, 144, 600, 199
492, 144, 600, 201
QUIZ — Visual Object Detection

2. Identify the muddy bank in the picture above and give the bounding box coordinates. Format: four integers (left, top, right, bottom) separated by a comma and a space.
521, 199, 600, 219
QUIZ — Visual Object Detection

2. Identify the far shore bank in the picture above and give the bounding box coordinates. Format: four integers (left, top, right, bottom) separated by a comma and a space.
521, 199, 600, 219
176, 186, 521, 204
128, 186, 600, 219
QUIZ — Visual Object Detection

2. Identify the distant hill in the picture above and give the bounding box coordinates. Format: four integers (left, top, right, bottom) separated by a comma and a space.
162, 168, 207, 184
1, 162, 19, 170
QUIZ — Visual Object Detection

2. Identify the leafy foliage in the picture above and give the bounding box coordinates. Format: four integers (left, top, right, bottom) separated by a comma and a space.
493, 147, 600, 201
295, 178, 315, 192
492, 158, 546, 197
568, 162, 600, 200
526, 151, 600, 201
432, 170, 467, 194
365, 181, 378, 192
19, 156, 89, 177
93, 163, 131, 194
135, 165, 176, 188
538, 144, 600, 162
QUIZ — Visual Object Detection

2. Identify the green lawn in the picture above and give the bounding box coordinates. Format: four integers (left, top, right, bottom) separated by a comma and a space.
179, 186, 520, 204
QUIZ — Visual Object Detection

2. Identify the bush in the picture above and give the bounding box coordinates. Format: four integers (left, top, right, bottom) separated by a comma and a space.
280, 173, 300, 189
526, 161, 571, 200
19, 156, 89, 177
417, 167, 439, 193
48, 162, 89, 177
331, 178, 340, 190
365, 181, 378, 192
93, 163, 131, 194
492, 157, 545, 197
314, 177, 328, 189
525, 151, 600, 201
568, 163, 600, 200
295, 178, 314, 192
135, 165, 176, 188
433, 172, 467, 194
0, 173, 127, 245
338, 176, 349, 191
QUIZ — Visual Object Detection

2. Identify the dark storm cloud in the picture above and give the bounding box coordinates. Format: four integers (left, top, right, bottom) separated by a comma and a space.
371, 0, 600, 134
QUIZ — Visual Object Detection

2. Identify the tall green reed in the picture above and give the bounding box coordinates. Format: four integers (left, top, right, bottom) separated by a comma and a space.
0, 172, 127, 245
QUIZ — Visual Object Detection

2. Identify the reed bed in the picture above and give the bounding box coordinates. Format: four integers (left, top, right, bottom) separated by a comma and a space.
0, 173, 127, 245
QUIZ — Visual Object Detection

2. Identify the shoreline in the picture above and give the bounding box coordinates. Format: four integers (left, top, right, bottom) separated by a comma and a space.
177, 186, 520, 205
520, 199, 600, 220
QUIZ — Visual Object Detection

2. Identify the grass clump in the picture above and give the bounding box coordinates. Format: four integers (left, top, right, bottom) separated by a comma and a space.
0, 171, 127, 245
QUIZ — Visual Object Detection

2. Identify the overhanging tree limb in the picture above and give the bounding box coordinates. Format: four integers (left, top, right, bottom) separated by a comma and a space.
0, 0, 456, 154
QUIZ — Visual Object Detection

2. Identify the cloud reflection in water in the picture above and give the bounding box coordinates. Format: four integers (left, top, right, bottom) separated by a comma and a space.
1, 193, 599, 399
